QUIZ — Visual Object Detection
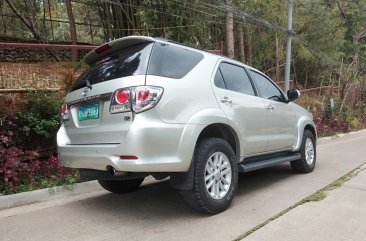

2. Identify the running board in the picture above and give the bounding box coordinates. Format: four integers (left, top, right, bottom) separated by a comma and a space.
238, 153, 301, 173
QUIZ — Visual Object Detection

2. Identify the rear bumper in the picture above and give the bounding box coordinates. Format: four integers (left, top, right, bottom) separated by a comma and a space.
57, 115, 202, 172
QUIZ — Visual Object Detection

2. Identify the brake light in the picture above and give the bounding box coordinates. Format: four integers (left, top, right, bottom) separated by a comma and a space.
95, 44, 112, 54
61, 103, 69, 121
110, 86, 163, 114
115, 89, 130, 104
137, 88, 150, 101
110, 88, 131, 114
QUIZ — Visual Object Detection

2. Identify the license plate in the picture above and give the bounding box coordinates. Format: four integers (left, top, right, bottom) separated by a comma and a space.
78, 104, 99, 121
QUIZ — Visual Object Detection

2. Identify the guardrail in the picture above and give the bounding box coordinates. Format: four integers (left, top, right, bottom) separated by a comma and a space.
0, 88, 60, 93
0, 42, 97, 50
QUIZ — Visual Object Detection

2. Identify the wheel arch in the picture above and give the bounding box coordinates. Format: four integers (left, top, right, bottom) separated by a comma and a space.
304, 124, 317, 143
196, 123, 240, 161
294, 117, 317, 151
171, 108, 241, 190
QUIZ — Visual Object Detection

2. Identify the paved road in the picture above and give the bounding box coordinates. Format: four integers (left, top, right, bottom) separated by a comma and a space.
245, 165, 366, 241
1, 130, 366, 241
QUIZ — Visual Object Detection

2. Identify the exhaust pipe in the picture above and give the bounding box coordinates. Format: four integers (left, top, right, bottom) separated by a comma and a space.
106, 166, 127, 177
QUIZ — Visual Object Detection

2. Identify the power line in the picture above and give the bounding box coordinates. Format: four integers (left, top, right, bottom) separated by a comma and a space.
216, 0, 341, 66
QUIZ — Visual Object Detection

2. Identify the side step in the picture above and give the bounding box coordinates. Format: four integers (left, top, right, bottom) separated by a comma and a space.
238, 153, 301, 173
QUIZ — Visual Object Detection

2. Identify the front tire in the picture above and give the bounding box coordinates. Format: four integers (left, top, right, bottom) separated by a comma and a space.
181, 138, 238, 214
98, 178, 144, 194
291, 130, 316, 173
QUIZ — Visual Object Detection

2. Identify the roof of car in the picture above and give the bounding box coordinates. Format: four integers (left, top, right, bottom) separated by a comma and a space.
83, 36, 254, 72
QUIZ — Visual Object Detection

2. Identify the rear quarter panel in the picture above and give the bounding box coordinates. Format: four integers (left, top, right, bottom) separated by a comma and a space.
146, 54, 220, 124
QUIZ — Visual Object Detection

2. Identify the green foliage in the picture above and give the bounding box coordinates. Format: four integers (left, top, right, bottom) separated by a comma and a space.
0, 91, 78, 195
14, 91, 62, 149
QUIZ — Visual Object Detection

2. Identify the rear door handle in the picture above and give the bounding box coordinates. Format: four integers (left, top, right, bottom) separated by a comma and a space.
266, 104, 275, 110
220, 97, 232, 104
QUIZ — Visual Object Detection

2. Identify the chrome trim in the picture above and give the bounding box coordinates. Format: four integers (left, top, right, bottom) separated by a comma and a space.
67, 92, 113, 107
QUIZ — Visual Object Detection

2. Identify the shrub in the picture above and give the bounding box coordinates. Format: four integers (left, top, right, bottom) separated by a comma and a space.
0, 92, 78, 195
14, 91, 62, 149
314, 118, 351, 137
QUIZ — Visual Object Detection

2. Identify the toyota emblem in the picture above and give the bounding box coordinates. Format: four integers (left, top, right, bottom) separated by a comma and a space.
81, 87, 90, 97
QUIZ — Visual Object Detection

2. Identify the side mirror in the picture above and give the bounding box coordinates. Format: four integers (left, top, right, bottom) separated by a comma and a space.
287, 89, 300, 102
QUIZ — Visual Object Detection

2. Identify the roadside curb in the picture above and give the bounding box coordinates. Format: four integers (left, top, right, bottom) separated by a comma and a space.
0, 181, 101, 210
317, 129, 366, 144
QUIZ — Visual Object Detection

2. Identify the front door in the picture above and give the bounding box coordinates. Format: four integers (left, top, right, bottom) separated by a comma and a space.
212, 61, 268, 156
249, 70, 297, 151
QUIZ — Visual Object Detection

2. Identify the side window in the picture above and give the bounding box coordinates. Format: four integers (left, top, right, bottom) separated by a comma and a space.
218, 63, 255, 96
214, 69, 226, 89
250, 71, 284, 102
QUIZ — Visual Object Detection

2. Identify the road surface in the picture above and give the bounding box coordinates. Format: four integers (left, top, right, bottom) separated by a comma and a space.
1, 130, 366, 241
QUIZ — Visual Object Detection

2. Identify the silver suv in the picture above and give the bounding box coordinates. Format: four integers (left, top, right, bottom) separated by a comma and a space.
57, 36, 317, 214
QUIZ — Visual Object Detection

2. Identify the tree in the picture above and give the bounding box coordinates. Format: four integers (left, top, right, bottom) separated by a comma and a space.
4, 0, 44, 42
238, 24, 245, 63
65, 0, 78, 62
225, 0, 234, 58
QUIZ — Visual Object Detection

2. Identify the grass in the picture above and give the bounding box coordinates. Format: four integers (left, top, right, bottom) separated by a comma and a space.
233, 163, 366, 241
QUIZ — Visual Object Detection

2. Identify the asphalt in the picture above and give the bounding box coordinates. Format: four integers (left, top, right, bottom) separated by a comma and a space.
245, 165, 366, 241
0, 130, 366, 241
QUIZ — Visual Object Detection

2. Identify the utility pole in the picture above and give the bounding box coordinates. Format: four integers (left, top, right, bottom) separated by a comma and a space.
284, 0, 293, 92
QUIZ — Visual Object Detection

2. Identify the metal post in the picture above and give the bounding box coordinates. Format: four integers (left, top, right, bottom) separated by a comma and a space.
284, 0, 293, 93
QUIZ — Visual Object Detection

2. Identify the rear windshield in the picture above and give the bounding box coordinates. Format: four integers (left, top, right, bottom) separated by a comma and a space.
70, 42, 153, 91
70, 41, 204, 92
148, 43, 204, 79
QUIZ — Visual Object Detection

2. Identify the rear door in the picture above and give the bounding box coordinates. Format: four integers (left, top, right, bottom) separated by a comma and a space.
64, 42, 153, 144
249, 70, 297, 151
212, 62, 267, 156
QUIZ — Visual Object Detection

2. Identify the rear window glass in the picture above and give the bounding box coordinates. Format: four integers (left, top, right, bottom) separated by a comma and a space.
148, 43, 204, 79
70, 42, 153, 91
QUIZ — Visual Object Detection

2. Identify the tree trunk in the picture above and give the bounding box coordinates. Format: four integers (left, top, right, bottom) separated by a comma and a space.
65, 0, 78, 62
47, 0, 54, 40
225, 0, 234, 58
244, 27, 252, 65
275, 32, 280, 82
24, 0, 36, 28
238, 25, 245, 63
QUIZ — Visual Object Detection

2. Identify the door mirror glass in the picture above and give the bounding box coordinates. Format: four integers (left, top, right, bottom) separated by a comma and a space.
287, 89, 300, 102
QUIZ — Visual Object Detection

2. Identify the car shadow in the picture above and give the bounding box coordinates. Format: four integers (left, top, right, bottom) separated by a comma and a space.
76, 163, 295, 218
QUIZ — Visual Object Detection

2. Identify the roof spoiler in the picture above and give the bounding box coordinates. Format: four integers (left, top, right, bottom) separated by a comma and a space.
83, 36, 155, 65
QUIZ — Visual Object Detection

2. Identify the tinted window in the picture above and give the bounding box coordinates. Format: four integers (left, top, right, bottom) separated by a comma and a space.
219, 63, 255, 96
250, 71, 284, 101
148, 43, 204, 79
71, 42, 153, 91
214, 69, 226, 89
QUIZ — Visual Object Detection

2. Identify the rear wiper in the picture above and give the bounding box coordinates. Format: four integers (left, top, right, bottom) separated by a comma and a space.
85, 79, 92, 90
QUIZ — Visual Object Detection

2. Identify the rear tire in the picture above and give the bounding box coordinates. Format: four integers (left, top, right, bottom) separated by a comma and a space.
181, 138, 238, 214
291, 130, 316, 173
98, 178, 144, 194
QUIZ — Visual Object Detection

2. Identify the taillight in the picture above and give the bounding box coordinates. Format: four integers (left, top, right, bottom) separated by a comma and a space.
110, 88, 131, 114
115, 89, 130, 104
61, 103, 69, 121
110, 86, 163, 114
132, 86, 163, 113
